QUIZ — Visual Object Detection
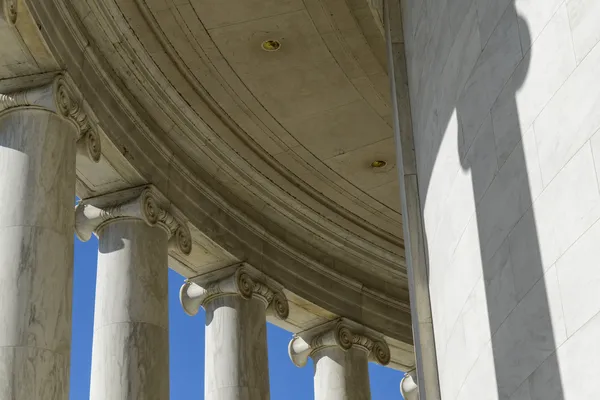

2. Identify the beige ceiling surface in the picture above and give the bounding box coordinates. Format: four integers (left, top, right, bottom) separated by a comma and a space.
0, 0, 400, 300
0, 0, 414, 354
134, 0, 403, 228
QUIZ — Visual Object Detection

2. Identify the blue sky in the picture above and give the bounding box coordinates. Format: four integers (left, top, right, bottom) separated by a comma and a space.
70, 235, 404, 399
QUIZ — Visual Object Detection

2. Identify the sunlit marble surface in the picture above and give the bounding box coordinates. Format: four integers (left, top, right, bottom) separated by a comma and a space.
204, 295, 270, 400
312, 346, 371, 400
0, 109, 76, 399
89, 220, 169, 400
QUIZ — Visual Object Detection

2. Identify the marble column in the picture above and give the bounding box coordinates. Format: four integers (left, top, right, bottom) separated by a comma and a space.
75, 186, 192, 400
0, 76, 100, 399
288, 320, 391, 400
400, 370, 419, 400
180, 266, 289, 400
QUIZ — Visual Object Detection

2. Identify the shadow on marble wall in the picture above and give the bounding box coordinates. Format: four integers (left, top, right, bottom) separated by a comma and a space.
415, 5, 565, 399
458, 13, 564, 399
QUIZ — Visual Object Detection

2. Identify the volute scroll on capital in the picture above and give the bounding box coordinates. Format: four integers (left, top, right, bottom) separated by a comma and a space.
288, 319, 391, 368
74, 185, 193, 256
179, 267, 290, 320
0, 74, 102, 163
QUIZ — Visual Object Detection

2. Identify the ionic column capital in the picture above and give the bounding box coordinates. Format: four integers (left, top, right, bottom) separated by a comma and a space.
0, 74, 101, 163
288, 319, 390, 368
179, 266, 289, 320
74, 185, 192, 255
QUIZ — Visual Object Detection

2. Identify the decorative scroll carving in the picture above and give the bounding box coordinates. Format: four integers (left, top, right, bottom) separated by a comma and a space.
0, 75, 101, 162
370, 338, 391, 365
74, 185, 192, 256
76, 128, 101, 163
268, 291, 290, 320
171, 222, 192, 257
179, 266, 289, 320
288, 319, 391, 368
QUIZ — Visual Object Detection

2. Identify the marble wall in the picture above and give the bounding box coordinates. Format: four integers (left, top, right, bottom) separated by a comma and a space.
401, 0, 600, 398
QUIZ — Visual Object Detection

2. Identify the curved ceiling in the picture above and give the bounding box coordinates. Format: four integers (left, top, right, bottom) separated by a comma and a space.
67, 0, 405, 282
9, 0, 412, 361
113, 0, 401, 237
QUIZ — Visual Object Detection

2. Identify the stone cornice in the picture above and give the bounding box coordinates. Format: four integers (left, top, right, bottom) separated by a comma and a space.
0, 74, 101, 163
74, 185, 192, 255
179, 265, 289, 320
1, 0, 17, 25
288, 319, 391, 368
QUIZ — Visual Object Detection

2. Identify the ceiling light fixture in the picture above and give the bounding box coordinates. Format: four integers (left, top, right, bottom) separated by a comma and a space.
261, 39, 281, 52
371, 160, 387, 168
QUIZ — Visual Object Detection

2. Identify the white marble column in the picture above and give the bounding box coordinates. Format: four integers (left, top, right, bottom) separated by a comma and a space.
180, 266, 289, 400
400, 370, 419, 400
288, 320, 391, 400
75, 186, 192, 400
0, 76, 100, 399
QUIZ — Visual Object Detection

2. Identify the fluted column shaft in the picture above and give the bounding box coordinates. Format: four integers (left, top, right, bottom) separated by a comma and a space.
313, 346, 371, 400
180, 267, 289, 400
205, 295, 270, 399
0, 76, 100, 400
90, 219, 170, 399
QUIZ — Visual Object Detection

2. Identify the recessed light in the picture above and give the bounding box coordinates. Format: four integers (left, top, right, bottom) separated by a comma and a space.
261, 40, 281, 52
371, 160, 387, 168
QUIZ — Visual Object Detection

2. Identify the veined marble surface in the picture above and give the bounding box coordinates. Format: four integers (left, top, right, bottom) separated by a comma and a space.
312, 347, 372, 400
89, 323, 169, 400
90, 220, 169, 400
0, 347, 69, 400
0, 109, 77, 399
204, 295, 270, 400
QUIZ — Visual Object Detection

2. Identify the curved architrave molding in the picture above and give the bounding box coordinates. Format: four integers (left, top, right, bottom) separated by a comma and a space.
179, 264, 289, 320
24, 0, 414, 346
131, 0, 402, 250
288, 319, 391, 368
90, 0, 405, 274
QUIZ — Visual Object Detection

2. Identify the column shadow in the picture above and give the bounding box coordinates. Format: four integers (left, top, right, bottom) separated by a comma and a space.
408, 4, 565, 399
